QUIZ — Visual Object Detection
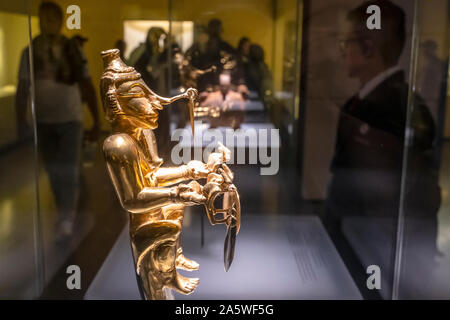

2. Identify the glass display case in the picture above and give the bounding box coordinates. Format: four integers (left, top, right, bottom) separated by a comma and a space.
0, 0, 448, 300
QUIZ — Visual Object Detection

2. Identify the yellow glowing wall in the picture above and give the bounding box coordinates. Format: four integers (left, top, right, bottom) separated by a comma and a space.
273, 0, 300, 93
0, 12, 38, 88
0, 9, 38, 147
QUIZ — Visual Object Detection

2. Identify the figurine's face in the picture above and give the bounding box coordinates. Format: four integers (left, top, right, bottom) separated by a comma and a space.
116, 79, 161, 129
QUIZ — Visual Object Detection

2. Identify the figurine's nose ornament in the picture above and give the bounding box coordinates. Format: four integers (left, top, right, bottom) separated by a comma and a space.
186, 88, 198, 135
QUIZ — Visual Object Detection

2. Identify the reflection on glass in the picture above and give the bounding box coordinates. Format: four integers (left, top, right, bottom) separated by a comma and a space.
395, 0, 450, 299
0, 5, 41, 299
2, 0, 448, 301
17, 2, 100, 241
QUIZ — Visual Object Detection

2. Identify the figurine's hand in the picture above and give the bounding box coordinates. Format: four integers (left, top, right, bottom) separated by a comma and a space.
186, 160, 209, 180
177, 181, 205, 205
206, 142, 231, 172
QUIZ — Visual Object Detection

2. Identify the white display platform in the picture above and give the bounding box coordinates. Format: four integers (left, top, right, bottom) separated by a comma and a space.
342, 216, 450, 299
85, 215, 361, 300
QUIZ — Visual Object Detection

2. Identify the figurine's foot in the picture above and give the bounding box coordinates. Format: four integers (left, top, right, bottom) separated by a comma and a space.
168, 273, 199, 295
176, 253, 199, 271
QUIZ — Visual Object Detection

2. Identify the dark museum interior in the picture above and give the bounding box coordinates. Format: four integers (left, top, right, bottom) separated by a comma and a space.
0, 0, 449, 300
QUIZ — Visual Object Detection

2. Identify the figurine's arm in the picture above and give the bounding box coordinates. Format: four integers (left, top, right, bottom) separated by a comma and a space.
156, 144, 231, 187
155, 160, 209, 186
104, 134, 204, 213
155, 166, 191, 186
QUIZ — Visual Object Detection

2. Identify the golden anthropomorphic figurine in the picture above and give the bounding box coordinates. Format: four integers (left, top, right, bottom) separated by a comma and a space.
100, 49, 240, 300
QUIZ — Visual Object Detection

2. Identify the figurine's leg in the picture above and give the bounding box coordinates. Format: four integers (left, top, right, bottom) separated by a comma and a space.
131, 219, 199, 299
162, 203, 184, 222
167, 267, 200, 296
175, 246, 199, 271
141, 239, 177, 300
149, 221, 199, 295
149, 237, 199, 297
162, 204, 199, 271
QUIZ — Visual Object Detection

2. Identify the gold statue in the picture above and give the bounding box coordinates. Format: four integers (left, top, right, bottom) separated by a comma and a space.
100, 49, 240, 300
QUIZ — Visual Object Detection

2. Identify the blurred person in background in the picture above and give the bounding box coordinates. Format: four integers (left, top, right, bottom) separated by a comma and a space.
188, 19, 237, 91
325, 0, 440, 286
204, 18, 236, 67
128, 27, 171, 94
245, 44, 273, 108
128, 27, 175, 158
15, 1, 100, 240
237, 37, 251, 66
185, 25, 210, 72
236, 37, 251, 94
114, 39, 127, 64
418, 40, 448, 172
186, 21, 248, 124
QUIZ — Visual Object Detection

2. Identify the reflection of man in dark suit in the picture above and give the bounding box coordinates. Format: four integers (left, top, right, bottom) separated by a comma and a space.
325, 0, 440, 295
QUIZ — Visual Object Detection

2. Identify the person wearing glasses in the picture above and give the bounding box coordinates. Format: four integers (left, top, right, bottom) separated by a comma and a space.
325, 0, 440, 294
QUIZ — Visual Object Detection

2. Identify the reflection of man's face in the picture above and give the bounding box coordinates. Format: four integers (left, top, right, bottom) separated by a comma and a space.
39, 9, 62, 37
339, 23, 367, 78
116, 79, 162, 129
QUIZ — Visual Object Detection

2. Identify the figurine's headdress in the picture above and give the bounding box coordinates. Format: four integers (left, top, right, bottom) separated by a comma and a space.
100, 49, 141, 122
